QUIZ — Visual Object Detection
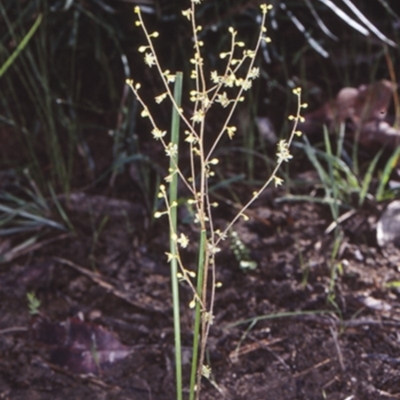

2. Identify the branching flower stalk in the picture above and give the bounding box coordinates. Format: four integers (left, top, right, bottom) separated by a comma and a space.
126, 1, 306, 399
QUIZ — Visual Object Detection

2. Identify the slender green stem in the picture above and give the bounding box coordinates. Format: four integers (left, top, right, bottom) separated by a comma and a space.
376, 146, 400, 201
0, 13, 43, 77
189, 228, 207, 400
169, 72, 183, 400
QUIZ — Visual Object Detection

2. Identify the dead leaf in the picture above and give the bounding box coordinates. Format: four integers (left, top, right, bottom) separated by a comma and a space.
31, 316, 132, 375
299, 80, 400, 149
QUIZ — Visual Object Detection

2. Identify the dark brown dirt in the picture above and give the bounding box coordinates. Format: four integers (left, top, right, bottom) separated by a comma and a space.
1, 186, 400, 400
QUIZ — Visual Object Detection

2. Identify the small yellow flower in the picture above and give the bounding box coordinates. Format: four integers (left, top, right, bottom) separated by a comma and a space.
182, 9, 191, 20
260, 4, 273, 14
184, 131, 198, 144
144, 52, 156, 67
248, 67, 260, 80
151, 127, 166, 140
244, 49, 256, 58
202, 365, 211, 379
216, 92, 230, 107
187, 270, 196, 278
219, 52, 230, 59
292, 87, 302, 95
236, 78, 252, 91
226, 126, 236, 139
191, 109, 205, 123
140, 108, 150, 118
209, 158, 219, 165
165, 143, 178, 158
240, 213, 249, 221
276, 139, 292, 162
207, 243, 221, 255
216, 230, 227, 240
210, 70, 220, 84
274, 176, 284, 187
140, 108, 149, 118
192, 147, 201, 156
190, 90, 200, 102
190, 52, 203, 65
177, 233, 189, 248
164, 174, 173, 183
165, 252, 177, 262
189, 298, 196, 309
163, 70, 176, 83
155, 92, 168, 104
222, 73, 235, 87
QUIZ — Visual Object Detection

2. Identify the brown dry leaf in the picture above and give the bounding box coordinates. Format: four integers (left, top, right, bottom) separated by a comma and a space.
31, 316, 132, 375
299, 80, 400, 149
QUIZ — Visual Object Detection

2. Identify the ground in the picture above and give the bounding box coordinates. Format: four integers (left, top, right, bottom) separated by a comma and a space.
1, 1, 400, 398
1, 182, 400, 400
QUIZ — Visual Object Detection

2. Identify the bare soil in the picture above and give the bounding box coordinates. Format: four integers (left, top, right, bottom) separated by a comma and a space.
1, 183, 400, 400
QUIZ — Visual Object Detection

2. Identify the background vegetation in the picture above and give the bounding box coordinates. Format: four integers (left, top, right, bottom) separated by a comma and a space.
0, 0, 399, 265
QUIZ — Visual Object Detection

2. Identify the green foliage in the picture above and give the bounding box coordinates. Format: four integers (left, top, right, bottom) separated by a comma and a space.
0, 0, 129, 193
0, 183, 67, 236
0, 13, 42, 77
284, 128, 399, 221
375, 146, 400, 201
0, 174, 73, 263
27, 291, 41, 315
0, 0, 397, 198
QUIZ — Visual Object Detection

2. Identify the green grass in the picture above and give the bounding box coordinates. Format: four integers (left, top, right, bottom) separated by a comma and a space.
280, 128, 400, 219
0, 0, 129, 193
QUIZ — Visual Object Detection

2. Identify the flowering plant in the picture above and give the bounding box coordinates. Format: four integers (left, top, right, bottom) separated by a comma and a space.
126, 2, 305, 398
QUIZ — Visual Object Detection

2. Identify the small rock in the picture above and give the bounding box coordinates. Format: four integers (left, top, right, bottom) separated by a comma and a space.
377, 200, 400, 247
